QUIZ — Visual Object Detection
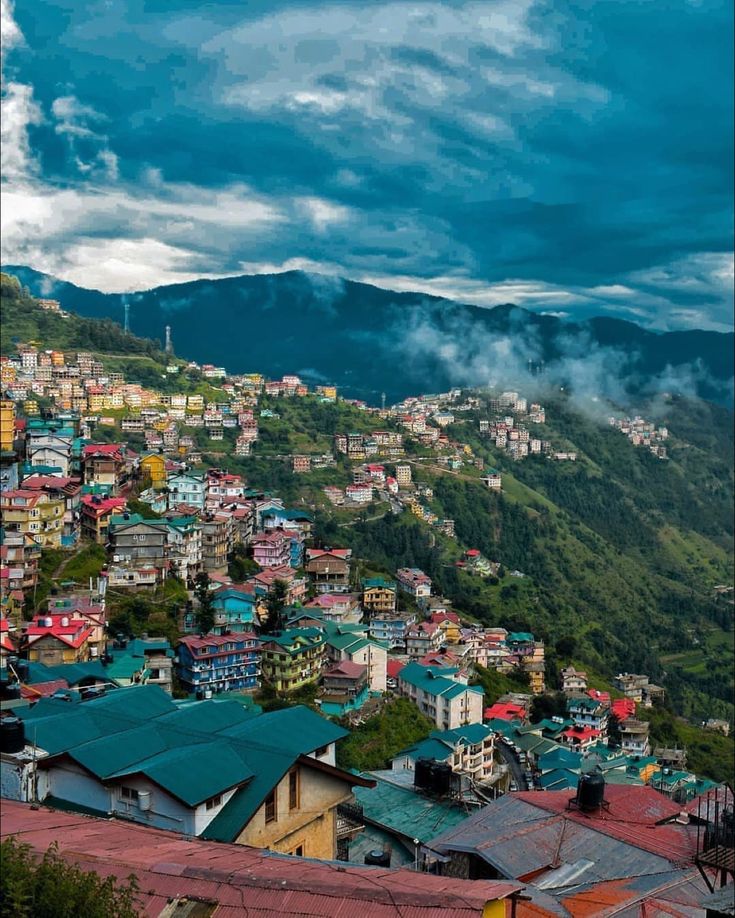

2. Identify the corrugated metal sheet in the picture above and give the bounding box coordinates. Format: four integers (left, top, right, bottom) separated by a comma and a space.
0, 799, 521, 916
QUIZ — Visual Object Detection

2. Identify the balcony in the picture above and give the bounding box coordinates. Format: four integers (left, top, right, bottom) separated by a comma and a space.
336, 802, 365, 839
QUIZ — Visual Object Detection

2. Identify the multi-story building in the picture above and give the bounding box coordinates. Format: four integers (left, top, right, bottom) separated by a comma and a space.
176, 632, 260, 694
163, 515, 203, 583
405, 621, 446, 658
139, 453, 167, 488
394, 464, 412, 487
45, 594, 106, 658
167, 470, 206, 510
260, 628, 326, 693
0, 489, 64, 548
82, 444, 133, 493
20, 475, 82, 548
22, 611, 94, 665
318, 661, 369, 717
292, 455, 311, 473
251, 530, 292, 569
201, 513, 230, 572
362, 578, 397, 617
108, 514, 169, 583
80, 494, 127, 543
397, 662, 484, 730
567, 696, 610, 738
105, 636, 174, 694
391, 724, 501, 787
0, 399, 15, 453
396, 567, 432, 601
369, 611, 417, 650
561, 666, 588, 694
305, 548, 352, 594
324, 631, 387, 693
619, 718, 651, 756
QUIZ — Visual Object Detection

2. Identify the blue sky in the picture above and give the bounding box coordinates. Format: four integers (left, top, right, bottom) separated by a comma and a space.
1, 0, 732, 329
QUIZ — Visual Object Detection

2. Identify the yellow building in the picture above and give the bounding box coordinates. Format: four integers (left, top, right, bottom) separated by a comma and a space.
0, 399, 15, 452
235, 758, 373, 860
88, 392, 105, 412
362, 579, 397, 616
23, 400, 40, 416
140, 452, 167, 488
0, 490, 64, 548
50, 350, 65, 366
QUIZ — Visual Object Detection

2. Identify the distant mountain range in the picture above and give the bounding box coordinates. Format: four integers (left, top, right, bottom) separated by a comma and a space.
4, 265, 733, 405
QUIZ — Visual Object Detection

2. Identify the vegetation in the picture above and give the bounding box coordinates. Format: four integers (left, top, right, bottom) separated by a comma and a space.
0, 836, 140, 918
336, 698, 435, 771
0, 273, 160, 360
193, 573, 215, 635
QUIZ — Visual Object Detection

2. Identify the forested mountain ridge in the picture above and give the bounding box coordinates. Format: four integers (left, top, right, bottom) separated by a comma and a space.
2, 271, 733, 781
4, 264, 733, 405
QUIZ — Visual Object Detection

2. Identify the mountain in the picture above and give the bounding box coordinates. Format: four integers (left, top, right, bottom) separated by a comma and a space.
4, 265, 733, 405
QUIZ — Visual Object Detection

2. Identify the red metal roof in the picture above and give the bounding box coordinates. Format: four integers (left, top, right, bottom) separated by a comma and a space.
514, 786, 698, 865
386, 660, 405, 679
0, 800, 521, 916
485, 702, 526, 722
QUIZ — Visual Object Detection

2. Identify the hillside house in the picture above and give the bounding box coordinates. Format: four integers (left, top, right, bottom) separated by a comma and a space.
80, 494, 127, 543
251, 530, 292, 569
324, 631, 387, 693
406, 621, 446, 658
392, 723, 502, 788
397, 662, 484, 730
82, 444, 133, 492
317, 661, 369, 716
560, 666, 588, 694
369, 611, 417, 650
362, 578, 397, 617
3, 689, 374, 860
21, 611, 94, 665
260, 629, 326, 693
167, 470, 206, 510
567, 696, 610, 737
176, 632, 260, 694
108, 514, 169, 584
396, 567, 432, 601
305, 548, 352, 594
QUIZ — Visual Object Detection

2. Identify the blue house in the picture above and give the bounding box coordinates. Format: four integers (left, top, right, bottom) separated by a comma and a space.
211, 587, 259, 634
176, 632, 260, 695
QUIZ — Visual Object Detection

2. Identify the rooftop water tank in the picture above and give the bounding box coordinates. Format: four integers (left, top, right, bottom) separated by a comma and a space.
576, 771, 606, 812
1, 716, 25, 754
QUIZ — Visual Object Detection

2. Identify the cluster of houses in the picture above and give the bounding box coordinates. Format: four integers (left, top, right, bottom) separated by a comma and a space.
609, 414, 669, 458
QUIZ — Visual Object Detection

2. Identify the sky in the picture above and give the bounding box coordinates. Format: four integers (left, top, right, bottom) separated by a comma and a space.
1, 0, 733, 330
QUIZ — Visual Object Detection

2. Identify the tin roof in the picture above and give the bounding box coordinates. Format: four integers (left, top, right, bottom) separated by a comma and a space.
0, 799, 521, 916
428, 786, 699, 883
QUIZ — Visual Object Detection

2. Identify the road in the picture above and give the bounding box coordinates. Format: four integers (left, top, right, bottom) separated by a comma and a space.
495, 742, 529, 790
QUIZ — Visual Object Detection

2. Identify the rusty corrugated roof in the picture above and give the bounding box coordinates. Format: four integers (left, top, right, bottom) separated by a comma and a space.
0, 799, 521, 916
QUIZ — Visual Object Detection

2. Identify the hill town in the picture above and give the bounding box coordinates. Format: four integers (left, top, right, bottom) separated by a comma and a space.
1, 275, 733, 916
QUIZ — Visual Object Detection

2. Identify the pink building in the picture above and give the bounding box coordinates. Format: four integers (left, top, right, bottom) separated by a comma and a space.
251, 531, 292, 569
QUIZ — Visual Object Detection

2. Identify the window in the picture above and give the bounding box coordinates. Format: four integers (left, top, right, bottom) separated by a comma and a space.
292, 845, 304, 857
314, 744, 329, 758
205, 794, 222, 810
120, 786, 139, 801
289, 768, 300, 810
265, 789, 277, 823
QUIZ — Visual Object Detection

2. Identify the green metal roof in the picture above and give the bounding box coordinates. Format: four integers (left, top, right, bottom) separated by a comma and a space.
263, 628, 324, 654
353, 773, 469, 843
398, 662, 482, 699
506, 632, 534, 643
25, 660, 112, 687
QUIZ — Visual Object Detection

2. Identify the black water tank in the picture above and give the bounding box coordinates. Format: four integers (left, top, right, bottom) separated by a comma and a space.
15, 661, 29, 682
364, 849, 391, 867
577, 771, 606, 811
1, 716, 25, 753
0, 682, 21, 701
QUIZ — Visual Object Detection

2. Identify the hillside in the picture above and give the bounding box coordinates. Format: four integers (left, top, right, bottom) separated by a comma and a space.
4, 265, 734, 405
2, 274, 733, 781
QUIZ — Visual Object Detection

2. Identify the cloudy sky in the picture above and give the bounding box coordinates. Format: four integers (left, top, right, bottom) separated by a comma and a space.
1, 0, 732, 329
